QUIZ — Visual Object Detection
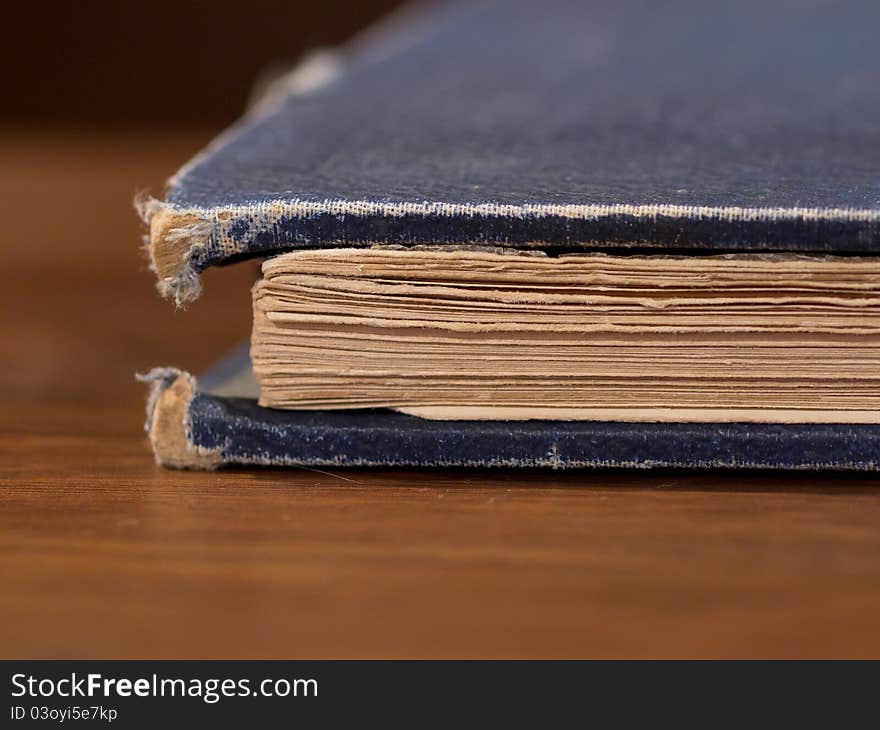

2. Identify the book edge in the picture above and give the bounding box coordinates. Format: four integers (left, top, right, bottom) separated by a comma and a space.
141, 197, 880, 307
136, 368, 224, 469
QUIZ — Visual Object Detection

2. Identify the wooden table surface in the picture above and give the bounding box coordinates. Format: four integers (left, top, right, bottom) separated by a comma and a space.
2, 127, 880, 659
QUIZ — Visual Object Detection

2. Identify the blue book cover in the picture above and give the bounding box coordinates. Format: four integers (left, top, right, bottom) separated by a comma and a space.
140, 0, 880, 470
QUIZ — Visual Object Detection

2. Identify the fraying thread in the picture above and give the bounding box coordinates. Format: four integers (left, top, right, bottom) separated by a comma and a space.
157, 265, 203, 307
133, 193, 213, 306
133, 191, 163, 225
134, 192, 163, 274
136, 367, 186, 433
157, 217, 213, 306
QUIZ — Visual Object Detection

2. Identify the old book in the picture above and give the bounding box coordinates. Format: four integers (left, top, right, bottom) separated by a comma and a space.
140, 0, 880, 470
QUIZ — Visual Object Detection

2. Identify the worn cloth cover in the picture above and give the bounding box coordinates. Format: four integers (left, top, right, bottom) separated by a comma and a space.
144, 0, 880, 305
141, 0, 880, 470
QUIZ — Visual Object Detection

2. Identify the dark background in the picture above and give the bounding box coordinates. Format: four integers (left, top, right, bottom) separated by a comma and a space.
7, 0, 404, 125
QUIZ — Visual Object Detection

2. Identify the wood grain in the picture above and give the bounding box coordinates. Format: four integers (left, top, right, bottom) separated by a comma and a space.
2, 127, 880, 659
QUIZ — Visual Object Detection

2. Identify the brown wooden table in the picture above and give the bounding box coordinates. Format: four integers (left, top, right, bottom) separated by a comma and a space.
2, 127, 880, 659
